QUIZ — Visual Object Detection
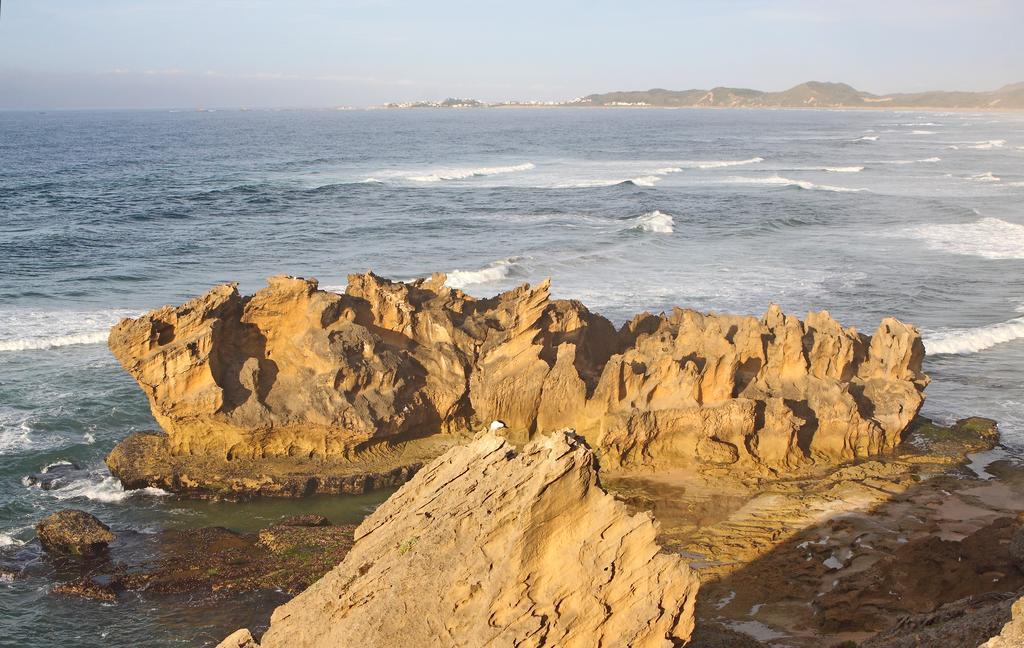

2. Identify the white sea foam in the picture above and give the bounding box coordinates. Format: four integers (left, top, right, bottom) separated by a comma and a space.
875, 157, 941, 165
899, 217, 1024, 260
445, 257, 522, 290
0, 309, 135, 353
910, 130, 937, 135
552, 179, 622, 188
0, 413, 33, 455
41, 460, 74, 473
822, 166, 864, 173
855, 135, 879, 142
629, 175, 661, 187
0, 532, 24, 548
407, 162, 535, 182
632, 210, 675, 234
966, 140, 1006, 150
726, 175, 866, 193
47, 475, 169, 503
966, 172, 1002, 183
925, 314, 1024, 355
690, 157, 764, 169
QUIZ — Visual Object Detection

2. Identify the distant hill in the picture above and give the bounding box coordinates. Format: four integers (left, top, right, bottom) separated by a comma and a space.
575, 81, 1024, 109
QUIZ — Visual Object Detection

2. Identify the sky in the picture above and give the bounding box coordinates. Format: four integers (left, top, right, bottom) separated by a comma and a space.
1, 0, 1022, 109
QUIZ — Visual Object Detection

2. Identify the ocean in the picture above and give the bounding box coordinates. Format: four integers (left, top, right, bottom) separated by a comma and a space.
1, 107, 1023, 645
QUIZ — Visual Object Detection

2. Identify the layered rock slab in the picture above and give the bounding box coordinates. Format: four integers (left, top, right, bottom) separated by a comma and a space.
108, 272, 928, 494
224, 431, 700, 647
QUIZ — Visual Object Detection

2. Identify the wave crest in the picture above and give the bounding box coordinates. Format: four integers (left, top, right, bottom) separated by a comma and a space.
966, 140, 1006, 150
0, 309, 134, 353
44, 474, 169, 503
899, 217, 1024, 260
632, 210, 675, 234
445, 257, 522, 290
926, 314, 1024, 355
407, 163, 535, 182
726, 175, 866, 193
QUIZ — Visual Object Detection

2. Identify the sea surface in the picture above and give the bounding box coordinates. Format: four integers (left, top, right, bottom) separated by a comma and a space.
1, 107, 1023, 645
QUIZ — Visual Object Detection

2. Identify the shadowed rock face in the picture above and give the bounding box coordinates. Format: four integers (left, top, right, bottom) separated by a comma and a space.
108, 272, 928, 493
220, 431, 700, 648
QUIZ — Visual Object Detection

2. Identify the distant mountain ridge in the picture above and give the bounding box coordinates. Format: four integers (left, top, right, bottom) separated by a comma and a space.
575, 81, 1024, 109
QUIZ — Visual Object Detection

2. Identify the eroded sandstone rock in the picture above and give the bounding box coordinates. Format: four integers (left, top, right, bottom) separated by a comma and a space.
222, 430, 700, 647
108, 272, 928, 493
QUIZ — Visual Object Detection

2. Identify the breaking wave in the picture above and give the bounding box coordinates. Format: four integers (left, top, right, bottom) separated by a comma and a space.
910, 130, 937, 135
0, 331, 109, 352
876, 157, 941, 165
855, 135, 879, 142
689, 157, 764, 169
822, 166, 864, 173
725, 175, 866, 193
963, 140, 1006, 150
925, 313, 1024, 355
899, 217, 1024, 260
627, 175, 662, 187
445, 257, 522, 290
631, 210, 675, 234
407, 162, 535, 182
966, 172, 1001, 183
0, 309, 134, 353
44, 474, 169, 503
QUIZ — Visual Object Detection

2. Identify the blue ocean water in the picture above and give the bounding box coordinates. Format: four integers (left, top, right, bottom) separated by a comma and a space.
1, 107, 1023, 645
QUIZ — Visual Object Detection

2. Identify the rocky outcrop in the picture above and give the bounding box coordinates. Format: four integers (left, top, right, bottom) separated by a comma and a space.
36, 509, 114, 557
222, 430, 700, 647
108, 272, 928, 494
981, 595, 1024, 647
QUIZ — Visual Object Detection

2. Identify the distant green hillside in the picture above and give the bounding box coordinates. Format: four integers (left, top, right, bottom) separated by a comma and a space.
576, 81, 1024, 109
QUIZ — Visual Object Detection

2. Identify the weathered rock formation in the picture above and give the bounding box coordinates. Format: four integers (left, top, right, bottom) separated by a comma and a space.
36, 509, 114, 557
981, 595, 1024, 647
222, 430, 700, 647
108, 272, 928, 494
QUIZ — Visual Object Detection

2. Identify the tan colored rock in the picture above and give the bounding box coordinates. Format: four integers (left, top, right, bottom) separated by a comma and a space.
108, 273, 928, 494
980, 596, 1024, 647
216, 629, 259, 648
224, 430, 699, 648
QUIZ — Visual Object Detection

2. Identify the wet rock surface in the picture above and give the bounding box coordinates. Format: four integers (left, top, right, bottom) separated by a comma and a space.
36, 509, 115, 557
6, 514, 358, 608
606, 415, 1024, 647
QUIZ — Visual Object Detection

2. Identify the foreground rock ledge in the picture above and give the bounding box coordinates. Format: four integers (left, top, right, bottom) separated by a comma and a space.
108, 272, 928, 495
220, 431, 700, 647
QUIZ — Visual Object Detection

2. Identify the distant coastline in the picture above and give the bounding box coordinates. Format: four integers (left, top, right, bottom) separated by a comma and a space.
380, 80, 1024, 111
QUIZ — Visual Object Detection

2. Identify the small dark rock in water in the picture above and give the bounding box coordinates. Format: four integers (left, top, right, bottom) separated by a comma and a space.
23, 460, 83, 490
36, 509, 115, 557
278, 514, 331, 527
52, 578, 118, 602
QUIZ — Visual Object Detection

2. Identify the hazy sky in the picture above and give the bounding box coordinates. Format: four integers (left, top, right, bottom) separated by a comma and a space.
1, 0, 1022, 109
